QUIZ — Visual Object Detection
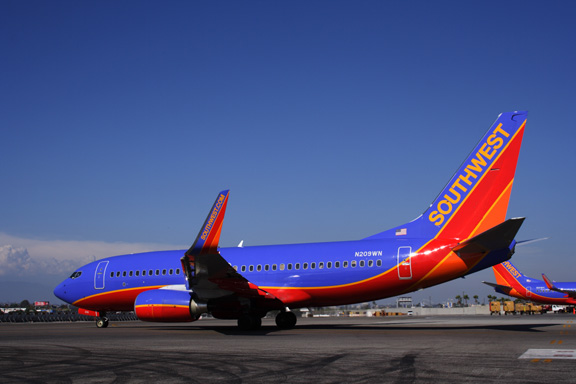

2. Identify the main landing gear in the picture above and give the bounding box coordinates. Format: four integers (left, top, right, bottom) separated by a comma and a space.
236, 309, 297, 330
275, 310, 297, 330
96, 313, 109, 328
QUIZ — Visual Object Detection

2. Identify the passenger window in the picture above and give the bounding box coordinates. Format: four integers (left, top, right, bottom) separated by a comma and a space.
142, 270, 146, 276
129, 271, 133, 277
264, 264, 270, 271
241, 265, 246, 272
257, 265, 262, 271
335, 261, 340, 268
343, 261, 348, 268
311, 262, 316, 269
169, 269, 173, 275
155, 270, 160, 276
176, 268, 180, 275
287, 263, 292, 270
249, 265, 254, 272
295, 263, 300, 270
272, 264, 277, 271
319, 262, 324, 269
123, 271, 127, 277
368, 260, 373, 267
279, 264, 285, 271
351, 260, 357, 268
162, 269, 166, 275
377, 259, 382, 267
359, 260, 365, 267
327, 262, 332, 269
136, 270, 140, 276
233, 266, 238, 271
110, 272, 114, 278
116, 271, 121, 277
149, 270, 153, 276
303, 263, 308, 270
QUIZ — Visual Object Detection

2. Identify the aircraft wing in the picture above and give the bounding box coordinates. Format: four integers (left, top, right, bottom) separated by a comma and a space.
482, 281, 513, 295
542, 274, 576, 299
181, 190, 281, 303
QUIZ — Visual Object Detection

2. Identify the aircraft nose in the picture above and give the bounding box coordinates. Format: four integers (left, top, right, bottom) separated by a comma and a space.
53, 281, 69, 302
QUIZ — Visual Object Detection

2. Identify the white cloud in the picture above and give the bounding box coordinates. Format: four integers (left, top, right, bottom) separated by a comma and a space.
0, 245, 33, 276
0, 233, 186, 277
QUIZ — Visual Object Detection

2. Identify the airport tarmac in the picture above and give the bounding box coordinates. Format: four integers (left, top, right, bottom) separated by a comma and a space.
1, 314, 575, 383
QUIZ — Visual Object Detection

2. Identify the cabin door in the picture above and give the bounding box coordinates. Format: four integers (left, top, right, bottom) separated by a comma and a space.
94, 261, 109, 290
397, 246, 412, 280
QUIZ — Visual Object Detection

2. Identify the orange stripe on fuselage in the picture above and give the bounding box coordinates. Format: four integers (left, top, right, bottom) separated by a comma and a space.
260, 121, 527, 307
73, 285, 165, 312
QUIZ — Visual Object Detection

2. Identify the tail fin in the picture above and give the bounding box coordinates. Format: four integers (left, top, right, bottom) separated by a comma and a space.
492, 260, 528, 287
425, 111, 526, 239
366, 111, 526, 241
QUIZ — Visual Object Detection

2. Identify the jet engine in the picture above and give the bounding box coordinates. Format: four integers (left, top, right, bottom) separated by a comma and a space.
134, 289, 207, 322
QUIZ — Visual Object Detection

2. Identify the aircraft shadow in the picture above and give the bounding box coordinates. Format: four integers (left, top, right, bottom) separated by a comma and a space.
142, 321, 560, 336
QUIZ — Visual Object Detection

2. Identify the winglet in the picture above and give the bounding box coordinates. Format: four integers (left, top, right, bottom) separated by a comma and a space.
542, 273, 556, 290
186, 190, 230, 257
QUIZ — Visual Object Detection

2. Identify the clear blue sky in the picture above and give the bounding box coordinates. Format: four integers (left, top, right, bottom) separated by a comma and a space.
1, 1, 575, 305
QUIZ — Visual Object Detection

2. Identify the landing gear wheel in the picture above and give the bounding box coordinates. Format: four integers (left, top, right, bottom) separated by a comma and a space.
237, 315, 262, 330
275, 311, 297, 329
96, 317, 109, 328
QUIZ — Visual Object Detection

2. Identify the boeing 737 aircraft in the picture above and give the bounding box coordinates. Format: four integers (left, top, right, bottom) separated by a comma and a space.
484, 261, 576, 304
54, 111, 528, 330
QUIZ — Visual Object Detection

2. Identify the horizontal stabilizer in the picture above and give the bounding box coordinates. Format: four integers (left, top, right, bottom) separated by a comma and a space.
516, 237, 550, 246
542, 274, 576, 298
453, 217, 525, 255
483, 281, 513, 295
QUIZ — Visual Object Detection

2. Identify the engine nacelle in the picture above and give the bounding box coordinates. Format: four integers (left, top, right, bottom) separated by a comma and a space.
134, 289, 207, 322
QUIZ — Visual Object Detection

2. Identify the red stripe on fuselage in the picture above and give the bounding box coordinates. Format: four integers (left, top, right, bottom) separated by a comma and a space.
73, 285, 165, 312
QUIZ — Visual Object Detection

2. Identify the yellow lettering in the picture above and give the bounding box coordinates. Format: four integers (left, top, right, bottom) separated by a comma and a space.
479, 143, 497, 160
468, 151, 488, 172
200, 194, 225, 240
452, 178, 468, 193
429, 210, 444, 226
427, 120, 513, 227
459, 168, 478, 186
486, 133, 504, 150
444, 188, 461, 204
438, 200, 452, 215
493, 123, 510, 138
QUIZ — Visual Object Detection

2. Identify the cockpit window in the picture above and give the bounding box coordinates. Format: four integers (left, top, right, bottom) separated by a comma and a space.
69, 271, 82, 279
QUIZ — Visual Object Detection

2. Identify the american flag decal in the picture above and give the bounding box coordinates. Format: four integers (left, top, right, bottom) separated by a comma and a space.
396, 228, 407, 236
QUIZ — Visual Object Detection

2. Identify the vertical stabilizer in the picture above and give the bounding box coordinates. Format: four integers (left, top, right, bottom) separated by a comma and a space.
423, 111, 526, 240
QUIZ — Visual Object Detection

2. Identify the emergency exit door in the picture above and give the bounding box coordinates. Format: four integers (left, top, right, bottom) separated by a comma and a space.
397, 246, 412, 280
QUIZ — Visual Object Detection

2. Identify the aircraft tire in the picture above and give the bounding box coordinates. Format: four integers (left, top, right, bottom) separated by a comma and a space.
96, 317, 109, 328
275, 311, 297, 329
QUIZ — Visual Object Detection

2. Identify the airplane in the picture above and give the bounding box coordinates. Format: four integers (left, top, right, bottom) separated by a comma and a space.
54, 111, 528, 330
484, 260, 576, 305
